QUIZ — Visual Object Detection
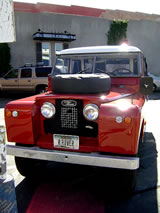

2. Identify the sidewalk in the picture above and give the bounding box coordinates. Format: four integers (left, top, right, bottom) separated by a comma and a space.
0, 106, 24, 186
0, 109, 5, 126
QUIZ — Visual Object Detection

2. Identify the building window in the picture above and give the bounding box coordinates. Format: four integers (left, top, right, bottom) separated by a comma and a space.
36, 42, 51, 66
55, 43, 69, 54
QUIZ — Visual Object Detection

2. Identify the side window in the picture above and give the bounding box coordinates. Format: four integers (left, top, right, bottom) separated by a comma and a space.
5, 69, 19, 78
21, 69, 32, 78
35, 67, 52, 77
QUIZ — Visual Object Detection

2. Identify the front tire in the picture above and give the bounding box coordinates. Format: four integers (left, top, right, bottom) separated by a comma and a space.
36, 85, 47, 94
121, 169, 136, 192
15, 157, 46, 177
107, 169, 136, 193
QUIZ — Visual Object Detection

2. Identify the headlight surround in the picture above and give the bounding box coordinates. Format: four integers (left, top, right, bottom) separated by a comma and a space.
41, 102, 56, 118
83, 104, 99, 121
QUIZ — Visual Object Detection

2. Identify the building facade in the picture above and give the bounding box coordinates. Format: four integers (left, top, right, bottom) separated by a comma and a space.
10, 2, 109, 68
9, 2, 160, 75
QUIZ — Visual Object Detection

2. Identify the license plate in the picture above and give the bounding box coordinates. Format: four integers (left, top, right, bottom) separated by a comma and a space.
54, 134, 79, 150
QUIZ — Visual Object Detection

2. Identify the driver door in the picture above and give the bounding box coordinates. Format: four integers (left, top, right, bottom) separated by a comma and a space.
1, 69, 19, 91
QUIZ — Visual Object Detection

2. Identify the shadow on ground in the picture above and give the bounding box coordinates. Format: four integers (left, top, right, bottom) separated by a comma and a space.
15, 132, 159, 213
149, 91, 160, 100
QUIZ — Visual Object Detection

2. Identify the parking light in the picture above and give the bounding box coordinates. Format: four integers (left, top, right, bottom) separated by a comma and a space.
12, 111, 18, 117
115, 116, 123, 123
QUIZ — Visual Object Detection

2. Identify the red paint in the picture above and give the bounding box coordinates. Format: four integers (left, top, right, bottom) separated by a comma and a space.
13, 2, 105, 17
5, 77, 145, 156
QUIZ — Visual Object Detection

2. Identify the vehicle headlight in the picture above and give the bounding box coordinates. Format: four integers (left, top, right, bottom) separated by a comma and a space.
41, 102, 56, 118
83, 104, 99, 121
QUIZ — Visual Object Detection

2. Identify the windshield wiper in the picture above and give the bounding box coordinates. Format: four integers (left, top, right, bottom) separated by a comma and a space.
77, 68, 91, 74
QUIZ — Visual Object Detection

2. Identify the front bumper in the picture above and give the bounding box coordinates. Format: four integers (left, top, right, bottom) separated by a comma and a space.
7, 145, 139, 170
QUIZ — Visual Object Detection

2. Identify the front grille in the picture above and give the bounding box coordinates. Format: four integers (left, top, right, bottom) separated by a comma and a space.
43, 99, 98, 137
61, 107, 78, 129
56, 99, 82, 130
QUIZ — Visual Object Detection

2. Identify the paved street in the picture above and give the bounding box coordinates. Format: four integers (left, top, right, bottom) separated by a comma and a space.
0, 93, 160, 212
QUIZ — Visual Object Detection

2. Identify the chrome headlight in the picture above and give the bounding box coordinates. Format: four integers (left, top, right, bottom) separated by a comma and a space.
83, 104, 99, 121
41, 102, 56, 118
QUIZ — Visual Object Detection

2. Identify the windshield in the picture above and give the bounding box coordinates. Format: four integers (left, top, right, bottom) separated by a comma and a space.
53, 53, 140, 76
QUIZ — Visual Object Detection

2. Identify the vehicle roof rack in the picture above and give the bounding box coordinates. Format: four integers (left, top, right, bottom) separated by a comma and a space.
23, 63, 33, 67
36, 62, 44, 66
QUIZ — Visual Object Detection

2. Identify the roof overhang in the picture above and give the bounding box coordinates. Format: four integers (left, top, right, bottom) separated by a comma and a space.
33, 32, 76, 42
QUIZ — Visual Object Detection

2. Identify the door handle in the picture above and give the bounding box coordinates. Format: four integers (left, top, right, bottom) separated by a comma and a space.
28, 80, 31, 82
15, 80, 18, 82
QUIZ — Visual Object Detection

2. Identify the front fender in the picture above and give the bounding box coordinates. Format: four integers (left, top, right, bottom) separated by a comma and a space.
98, 103, 141, 155
5, 97, 40, 144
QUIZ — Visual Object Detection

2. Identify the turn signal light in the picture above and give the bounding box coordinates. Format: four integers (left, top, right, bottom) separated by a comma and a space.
124, 117, 132, 124
6, 110, 12, 117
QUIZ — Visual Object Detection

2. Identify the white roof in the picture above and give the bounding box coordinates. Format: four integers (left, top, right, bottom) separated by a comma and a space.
58, 45, 141, 55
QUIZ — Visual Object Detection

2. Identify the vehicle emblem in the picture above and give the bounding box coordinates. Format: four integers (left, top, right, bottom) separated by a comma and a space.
144, 83, 149, 88
61, 100, 77, 107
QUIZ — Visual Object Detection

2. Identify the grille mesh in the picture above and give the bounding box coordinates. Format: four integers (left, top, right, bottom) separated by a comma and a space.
61, 106, 78, 129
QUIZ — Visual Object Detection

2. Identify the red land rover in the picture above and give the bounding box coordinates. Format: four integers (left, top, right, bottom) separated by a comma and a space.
5, 45, 153, 189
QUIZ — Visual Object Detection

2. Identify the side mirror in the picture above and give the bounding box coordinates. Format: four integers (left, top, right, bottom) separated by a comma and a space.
140, 76, 153, 95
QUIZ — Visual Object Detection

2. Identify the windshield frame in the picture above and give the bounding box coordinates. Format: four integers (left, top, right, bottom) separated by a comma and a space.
52, 52, 141, 77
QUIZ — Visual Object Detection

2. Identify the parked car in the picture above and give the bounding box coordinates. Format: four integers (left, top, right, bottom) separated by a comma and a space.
0, 64, 52, 94
148, 72, 160, 92
5, 45, 153, 191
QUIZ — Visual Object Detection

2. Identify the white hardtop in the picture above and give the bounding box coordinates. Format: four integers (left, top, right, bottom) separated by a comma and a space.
58, 45, 141, 55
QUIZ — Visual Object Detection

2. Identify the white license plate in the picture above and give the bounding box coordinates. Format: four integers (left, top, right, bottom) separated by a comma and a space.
54, 134, 79, 150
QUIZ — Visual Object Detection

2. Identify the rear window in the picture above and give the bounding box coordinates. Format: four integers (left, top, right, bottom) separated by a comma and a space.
35, 67, 52, 77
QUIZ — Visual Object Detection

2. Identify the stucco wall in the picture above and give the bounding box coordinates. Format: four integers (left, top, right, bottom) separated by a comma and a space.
9, 12, 110, 67
9, 12, 160, 76
128, 20, 160, 75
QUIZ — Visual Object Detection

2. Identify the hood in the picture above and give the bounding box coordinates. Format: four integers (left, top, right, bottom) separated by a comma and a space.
39, 87, 137, 105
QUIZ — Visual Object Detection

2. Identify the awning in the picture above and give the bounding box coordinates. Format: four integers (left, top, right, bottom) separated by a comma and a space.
33, 32, 76, 41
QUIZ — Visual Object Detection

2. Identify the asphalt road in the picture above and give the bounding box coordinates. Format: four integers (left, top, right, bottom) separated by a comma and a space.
0, 92, 160, 213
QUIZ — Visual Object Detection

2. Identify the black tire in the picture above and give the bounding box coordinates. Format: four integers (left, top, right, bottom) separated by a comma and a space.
51, 74, 111, 94
106, 169, 136, 194
15, 156, 46, 177
121, 169, 136, 193
36, 85, 47, 94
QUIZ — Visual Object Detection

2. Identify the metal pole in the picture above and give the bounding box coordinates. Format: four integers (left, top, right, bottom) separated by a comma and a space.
0, 126, 7, 180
